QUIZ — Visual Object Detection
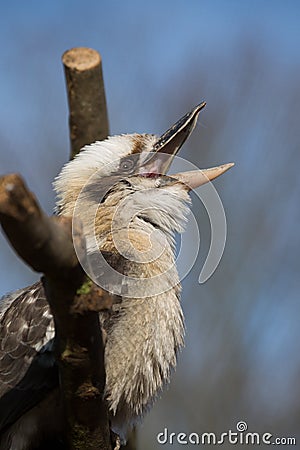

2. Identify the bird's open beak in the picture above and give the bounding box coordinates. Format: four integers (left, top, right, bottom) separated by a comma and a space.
171, 163, 235, 190
140, 102, 234, 187
140, 102, 206, 175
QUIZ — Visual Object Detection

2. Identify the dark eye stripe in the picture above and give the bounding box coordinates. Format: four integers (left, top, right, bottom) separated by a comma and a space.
120, 159, 134, 171
99, 179, 132, 204
117, 156, 139, 174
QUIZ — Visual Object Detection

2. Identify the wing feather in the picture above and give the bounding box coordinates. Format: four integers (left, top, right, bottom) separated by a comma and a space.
0, 282, 57, 431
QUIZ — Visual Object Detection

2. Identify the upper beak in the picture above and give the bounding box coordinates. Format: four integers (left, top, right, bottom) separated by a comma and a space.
140, 102, 206, 175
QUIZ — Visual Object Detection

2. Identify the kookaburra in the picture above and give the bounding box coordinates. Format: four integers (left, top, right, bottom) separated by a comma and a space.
0, 103, 233, 450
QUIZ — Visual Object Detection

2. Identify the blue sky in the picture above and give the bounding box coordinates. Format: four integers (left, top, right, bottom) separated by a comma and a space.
1, 1, 300, 141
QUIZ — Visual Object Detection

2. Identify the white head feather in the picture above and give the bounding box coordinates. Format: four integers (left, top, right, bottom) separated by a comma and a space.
53, 134, 157, 215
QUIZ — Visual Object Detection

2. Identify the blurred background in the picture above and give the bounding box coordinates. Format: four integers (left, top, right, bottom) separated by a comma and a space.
1, 1, 300, 448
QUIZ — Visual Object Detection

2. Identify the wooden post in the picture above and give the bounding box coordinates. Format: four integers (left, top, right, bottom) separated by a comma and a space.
63, 48, 136, 449
62, 47, 110, 159
0, 174, 114, 450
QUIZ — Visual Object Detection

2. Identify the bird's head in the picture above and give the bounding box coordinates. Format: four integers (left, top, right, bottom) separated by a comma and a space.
54, 103, 233, 254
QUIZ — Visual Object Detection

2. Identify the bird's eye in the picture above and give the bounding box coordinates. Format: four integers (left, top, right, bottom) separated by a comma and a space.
120, 158, 135, 172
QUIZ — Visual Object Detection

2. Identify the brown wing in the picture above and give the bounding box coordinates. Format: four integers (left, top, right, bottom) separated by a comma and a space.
0, 281, 57, 432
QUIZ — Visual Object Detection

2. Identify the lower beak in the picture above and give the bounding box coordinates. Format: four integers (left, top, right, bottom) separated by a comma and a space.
172, 163, 235, 190
141, 102, 206, 175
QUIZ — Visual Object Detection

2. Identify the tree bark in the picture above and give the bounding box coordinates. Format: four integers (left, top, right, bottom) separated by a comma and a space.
62, 47, 110, 159
0, 174, 113, 450
62, 46, 137, 450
